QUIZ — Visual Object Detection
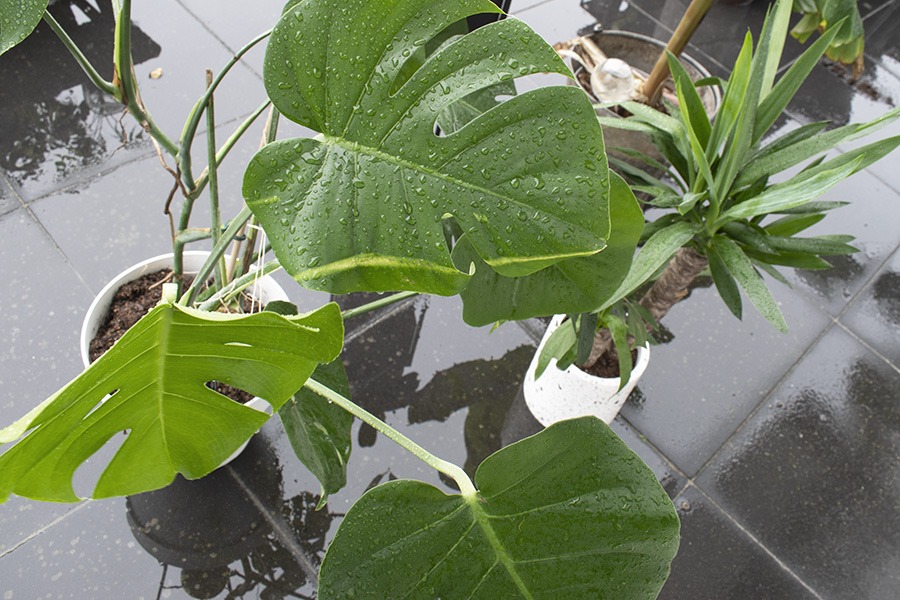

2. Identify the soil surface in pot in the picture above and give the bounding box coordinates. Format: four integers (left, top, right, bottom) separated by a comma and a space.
89, 268, 254, 404
583, 348, 638, 378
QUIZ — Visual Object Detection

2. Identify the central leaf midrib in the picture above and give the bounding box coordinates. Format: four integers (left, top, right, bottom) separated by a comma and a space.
467, 495, 534, 600
320, 134, 604, 249
156, 306, 174, 462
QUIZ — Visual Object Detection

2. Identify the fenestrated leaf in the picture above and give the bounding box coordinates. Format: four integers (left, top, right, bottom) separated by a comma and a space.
0, 301, 344, 503
436, 79, 517, 133
279, 360, 354, 504
318, 417, 680, 599
0, 0, 48, 55
715, 237, 787, 332
454, 172, 643, 325
244, 0, 611, 296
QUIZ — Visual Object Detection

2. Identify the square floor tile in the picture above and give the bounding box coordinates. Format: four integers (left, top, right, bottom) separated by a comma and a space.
611, 416, 688, 499
659, 486, 820, 600
840, 246, 900, 367
697, 326, 900, 599
620, 278, 830, 476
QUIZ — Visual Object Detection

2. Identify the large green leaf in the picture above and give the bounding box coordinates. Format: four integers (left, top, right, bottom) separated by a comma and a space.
244, 0, 611, 296
279, 360, 354, 504
454, 172, 644, 325
0, 0, 47, 55
318, 417, 680, 599
0, 301, 344, 503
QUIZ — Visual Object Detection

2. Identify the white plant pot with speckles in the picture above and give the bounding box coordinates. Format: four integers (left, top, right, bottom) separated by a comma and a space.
80, 251, 288, 468
523, 315, 649, 426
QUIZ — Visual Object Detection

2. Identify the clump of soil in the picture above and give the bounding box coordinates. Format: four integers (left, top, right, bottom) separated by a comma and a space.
583, 348, 639, 379
89, 268, 253, 404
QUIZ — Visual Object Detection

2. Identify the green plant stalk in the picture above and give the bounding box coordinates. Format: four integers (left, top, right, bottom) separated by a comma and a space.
205, 70, 226, 289
303, 378, 477, 497
113, 0, 179, 158
197, 260, 282, 311
340, 292, 419, 320
42, 12, 118, 97
178, 28, 272, 187
180, 100, 270, 233
174, 228, 212, 245
179, 205, 253, 306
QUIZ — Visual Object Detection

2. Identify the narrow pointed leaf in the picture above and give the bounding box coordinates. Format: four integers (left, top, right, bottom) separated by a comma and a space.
720, 160, 858, 223
279, 361, 354, 501
763, 212, 826, 237
0, 0, 48, 55
600, 221, 697, 312
758, 0, 794, 98
667, 52, 711, 149
318, 417, 680, 599
708, 240, 743, 319
708, 33, 753, 159
604, 313, 632, 390
0, 302, 344, 503
455, 173, 644, 325
245, 0, 611, 296
715, 237, 787, 332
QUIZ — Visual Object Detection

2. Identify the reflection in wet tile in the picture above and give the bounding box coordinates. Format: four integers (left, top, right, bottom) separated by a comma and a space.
1, 0, 263, 200
841, 247, 900, 365
698, 326, 900, 598
780, 171, 900, 315
659, 486, 819, 600
620, 278, 830, 476
864, 0, 900, 79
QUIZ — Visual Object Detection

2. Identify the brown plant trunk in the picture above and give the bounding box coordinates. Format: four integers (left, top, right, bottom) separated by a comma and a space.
582, 247, 708, 370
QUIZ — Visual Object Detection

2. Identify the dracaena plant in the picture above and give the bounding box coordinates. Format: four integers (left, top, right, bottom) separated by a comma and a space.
538, 0, 899, 376
0, 0, 679, 597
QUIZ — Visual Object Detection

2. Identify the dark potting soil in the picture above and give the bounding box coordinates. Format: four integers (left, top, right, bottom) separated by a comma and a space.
89, 268, 254, 404
584, 348, 639, 379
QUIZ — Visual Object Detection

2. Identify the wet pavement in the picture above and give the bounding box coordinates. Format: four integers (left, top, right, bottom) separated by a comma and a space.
1, 0, 898, 598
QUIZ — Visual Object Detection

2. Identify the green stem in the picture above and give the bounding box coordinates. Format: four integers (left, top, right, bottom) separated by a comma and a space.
179, 28, 272, 186
205, 70, 226, 288
179, 205, 253, 306
340, 292, 419, 320
174, 228, 212, 244
43, 11, 118, 97
303, 378, 477, 497
188, 101, 271, 202
113, 0, 179, 157
197, 260, 282, 311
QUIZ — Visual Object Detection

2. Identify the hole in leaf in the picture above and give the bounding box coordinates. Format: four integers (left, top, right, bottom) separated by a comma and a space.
72, 428, 130, 498
205, 381, 254, 405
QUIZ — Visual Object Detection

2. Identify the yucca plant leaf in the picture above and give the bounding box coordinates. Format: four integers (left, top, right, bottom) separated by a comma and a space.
708, 32, 753, 160
0, 301, 344, 503
736, 106, 900, 187
279, 360, 354, 504
0, 0, 48, 55
763, 212, 826, 237
317, 417, 680, 600
754, 21, 842, 143
244, 0, 611, 296
749, 120, 829, 163
721, 221, 777, 253
454, 172, 644, 325
714, 237, 787, 332
720, 160, 858, 223
600, 221, 697, 312
758, 0, 794, 98
744, 246, 833, 269
798, 135, 900, 180
766, 234, 858, 255
603, 312, 632, 390
708, 240, 743, 320
667, 52, 711, 149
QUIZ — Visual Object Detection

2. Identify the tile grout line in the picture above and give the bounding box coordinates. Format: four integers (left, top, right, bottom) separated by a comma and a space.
0, 500, 92, 560
835, 320, 900, 374
689, 484, 828, 600
172, 0, 265, 80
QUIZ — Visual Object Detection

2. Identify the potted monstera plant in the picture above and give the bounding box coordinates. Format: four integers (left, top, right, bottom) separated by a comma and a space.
516, 0, 900, 426
0, 0, 679, 597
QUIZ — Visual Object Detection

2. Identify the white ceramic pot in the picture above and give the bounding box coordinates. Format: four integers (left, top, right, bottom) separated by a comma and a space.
523, 315, 649, 426
80, 251, 288, 467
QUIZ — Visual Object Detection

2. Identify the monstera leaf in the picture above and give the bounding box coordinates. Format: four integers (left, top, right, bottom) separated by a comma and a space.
0, 300, 343, 503
0, 0, 48, 55
318, 417, 680, 599
454, 172, 644, 325
243, 0, 611, 296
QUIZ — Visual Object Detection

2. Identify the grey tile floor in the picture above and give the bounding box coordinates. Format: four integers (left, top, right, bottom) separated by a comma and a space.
0, 0, 898, 598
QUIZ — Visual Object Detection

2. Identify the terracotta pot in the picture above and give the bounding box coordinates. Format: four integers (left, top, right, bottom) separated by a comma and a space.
80, 251, 288, 467
523, 315, 649, 426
